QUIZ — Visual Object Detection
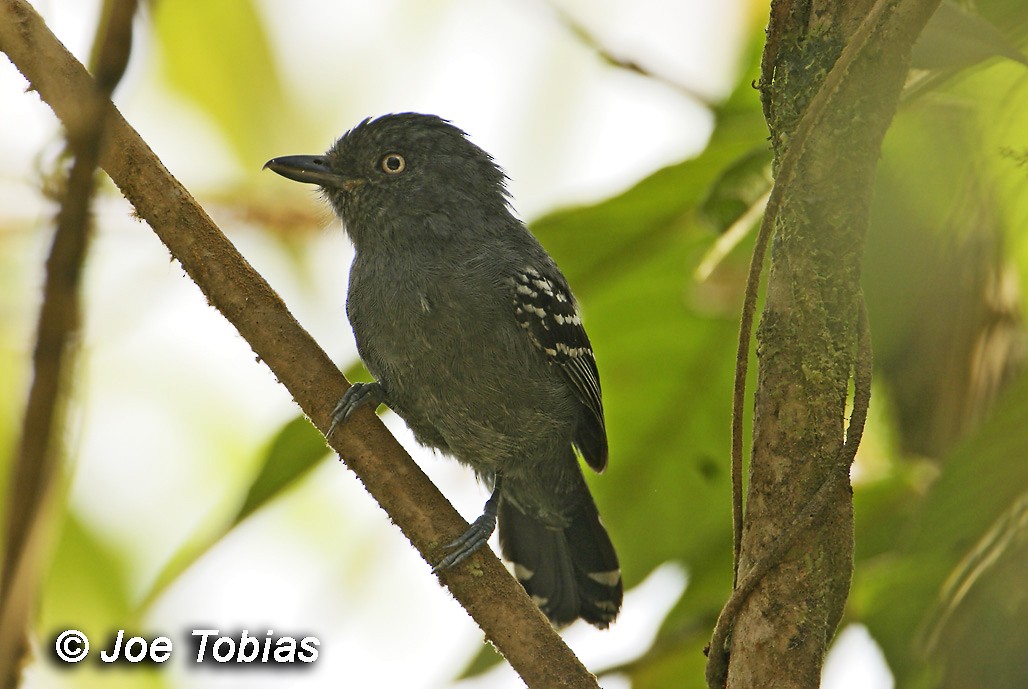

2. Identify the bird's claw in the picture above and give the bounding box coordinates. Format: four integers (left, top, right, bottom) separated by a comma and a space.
432, 513, 497, 572
327, 381, 384, 437
432, 479, 503, 573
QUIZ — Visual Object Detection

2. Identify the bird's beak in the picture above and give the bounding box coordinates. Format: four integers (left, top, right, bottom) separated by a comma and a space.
264, 155, 360, 189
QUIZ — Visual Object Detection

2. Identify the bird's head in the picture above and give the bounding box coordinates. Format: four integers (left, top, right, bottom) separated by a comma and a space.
265, 113, 511, 249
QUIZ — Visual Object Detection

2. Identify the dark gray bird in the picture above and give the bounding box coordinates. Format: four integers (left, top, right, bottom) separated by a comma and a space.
264, 113, 622, 628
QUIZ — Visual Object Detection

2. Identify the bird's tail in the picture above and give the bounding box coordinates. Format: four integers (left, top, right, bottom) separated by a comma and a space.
497, 483, 622, 628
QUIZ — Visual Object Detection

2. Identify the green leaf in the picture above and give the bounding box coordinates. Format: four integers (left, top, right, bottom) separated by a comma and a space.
39, 512, 132, 639
137, 416, 329, 613
853, 29, 1028, 687
696, 146, 773, 235
235, 415, 330, 523
625, 633, 711, 689
456, 643, 504, 681
39, 514, 170, 689
911, 1, 1028, 70
858, 371, 1028, 688
532, 80, 770, 293
342, 358, 374, 385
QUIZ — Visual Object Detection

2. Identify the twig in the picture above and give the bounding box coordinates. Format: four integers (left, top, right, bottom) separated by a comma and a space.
542, 0, 718, 108
0, 2, 137, 686
728, 1, 803, 591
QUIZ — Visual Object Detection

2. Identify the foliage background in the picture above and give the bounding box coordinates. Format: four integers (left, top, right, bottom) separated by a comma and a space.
1, 1, 1026, 688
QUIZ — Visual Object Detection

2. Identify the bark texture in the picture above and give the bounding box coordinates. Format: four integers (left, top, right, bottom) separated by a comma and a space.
719, 1, 942, 687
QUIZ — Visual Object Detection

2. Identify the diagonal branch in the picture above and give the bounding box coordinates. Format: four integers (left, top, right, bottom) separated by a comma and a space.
0, 2, 597, 687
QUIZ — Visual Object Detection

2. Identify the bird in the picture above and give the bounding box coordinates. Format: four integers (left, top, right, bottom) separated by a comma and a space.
264, 113, 622, 628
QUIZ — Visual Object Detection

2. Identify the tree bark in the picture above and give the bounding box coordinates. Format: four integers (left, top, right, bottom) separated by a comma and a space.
720, 1, 942, 687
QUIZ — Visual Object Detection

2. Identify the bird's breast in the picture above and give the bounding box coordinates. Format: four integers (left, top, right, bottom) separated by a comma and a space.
344, 250, 580, 470
346, 253, 496, 366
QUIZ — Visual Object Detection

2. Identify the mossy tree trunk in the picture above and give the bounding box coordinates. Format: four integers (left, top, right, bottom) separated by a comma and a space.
723, 1, 942, 686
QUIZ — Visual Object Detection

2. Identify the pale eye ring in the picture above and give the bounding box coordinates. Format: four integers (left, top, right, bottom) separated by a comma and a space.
380, 153, 406, 174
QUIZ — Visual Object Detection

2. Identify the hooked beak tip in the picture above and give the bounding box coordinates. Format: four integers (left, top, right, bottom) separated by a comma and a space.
264, 155, 342, 187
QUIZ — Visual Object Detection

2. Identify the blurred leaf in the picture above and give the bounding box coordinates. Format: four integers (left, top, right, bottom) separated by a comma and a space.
904, 0, 1028, 101
625, 634, 710, 689
456, 643, 504, 681
911, 0, 1028, 70
39, 512, 131, 639
342, 358, 373, 385
533, 78, 769, 294
138, 416, 329, 612
38, 513, 170, 689
696, 147, 773, 235
857, 370, 1028, 688
236, 415, 329, 523
853, 463, 930, 565
866, 39, 1028, 459
854, 19, 1028, 686
151, 0, 287, 167
694, 146, 772, 281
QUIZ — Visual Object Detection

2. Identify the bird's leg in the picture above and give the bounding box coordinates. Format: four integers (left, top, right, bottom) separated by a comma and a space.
432, 477, 503, 573
327, 381, 385, 437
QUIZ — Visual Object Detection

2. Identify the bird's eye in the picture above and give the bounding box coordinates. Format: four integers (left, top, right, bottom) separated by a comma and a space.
380, 153, 406, 174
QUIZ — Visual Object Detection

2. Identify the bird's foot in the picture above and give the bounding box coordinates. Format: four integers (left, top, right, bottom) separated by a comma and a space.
327, 381, 385, 438
432, 480, 503, 573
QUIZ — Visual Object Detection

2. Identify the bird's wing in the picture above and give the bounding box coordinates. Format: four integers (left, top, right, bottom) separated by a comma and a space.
510, 266, 608, 471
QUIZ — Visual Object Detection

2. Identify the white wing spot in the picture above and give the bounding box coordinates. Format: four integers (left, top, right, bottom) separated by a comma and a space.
516, 284, 537, 297
556, 343, 589, 357
513, 563, 535, 581
587, 569, 622, 587
531, 278, 554, 296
